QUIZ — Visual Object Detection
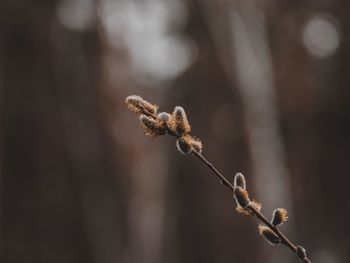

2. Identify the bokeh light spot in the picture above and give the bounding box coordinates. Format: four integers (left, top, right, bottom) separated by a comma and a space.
302, 14, 341, 58
57, 0, 95, 31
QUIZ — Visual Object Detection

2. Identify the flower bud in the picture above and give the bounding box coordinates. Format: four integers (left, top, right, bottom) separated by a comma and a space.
126, 95, 158, 114
176, 137, 192, 154
173, 106, 191, 135
250, 200, 262, 212
140, 115, 166, 137
258, 225, 281, 245
126, 95, 143, 113
235, 206, 251, 216
190, 137, 203, 153
296, 246, 307, 260
234, 173, 246, 189
271, 208, 288, 226
234, 186, 250, 208
158, 112, 171, 122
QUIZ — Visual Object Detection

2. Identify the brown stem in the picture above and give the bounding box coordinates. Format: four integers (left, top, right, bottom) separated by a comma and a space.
248, 204, 296, 252
136, 105, 311, 262
192, 152, 312, 263
192, 151, 234, 190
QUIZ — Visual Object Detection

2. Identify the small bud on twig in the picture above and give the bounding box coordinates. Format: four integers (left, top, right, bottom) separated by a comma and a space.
235, 205, 251, 216
157, 112, 177, 132
158, 112, 171, 122
176, 136, 192, 154
234, 173, 246, 189
140, 115, 166, 137
176, 135, 203, 154
296, 246, 307, 260
190, 137, 203, 153
250, 200, 262, 212
236, 200, 261, 216
126, 95, 158, 114
157, 112, 173, 134
258, 224, 281, 245
173, 106, 191, 135
234, 186, 250, 208
271, 208, 288, 226
126, 95, 144, 114
165, 116, 178, 133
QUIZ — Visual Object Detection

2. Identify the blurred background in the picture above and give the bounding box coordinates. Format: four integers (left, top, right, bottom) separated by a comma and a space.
1, 0, 349, 262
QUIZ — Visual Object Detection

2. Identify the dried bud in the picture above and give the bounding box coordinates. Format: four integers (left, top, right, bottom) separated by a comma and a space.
173, 106, 191, 135
176, 136, 192, 154
235, 205, 251, 216
140, 115, 166, 137
164, 114, 177, 133
234, 173, 246, 189
236, 200, 261, 216
271, 208, 288, 226
157, 112, 171, 122
141, 100, 158, 115
250, 200, 262, 212
126, 95, 158, 114
126, 95, 144, 114
190, 137, 203, 153
296, 245, 307, 260
258, 225, 281, 245
234, 186, 250, 208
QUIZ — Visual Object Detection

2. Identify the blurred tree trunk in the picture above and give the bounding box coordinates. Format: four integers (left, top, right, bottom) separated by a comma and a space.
0, 2, 123, 263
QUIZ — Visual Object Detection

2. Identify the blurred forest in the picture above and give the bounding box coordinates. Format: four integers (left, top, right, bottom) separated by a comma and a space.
1, 0, 350, 263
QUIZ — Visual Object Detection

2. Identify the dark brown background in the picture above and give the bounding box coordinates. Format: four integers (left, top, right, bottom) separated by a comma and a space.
1, 0, 349, 263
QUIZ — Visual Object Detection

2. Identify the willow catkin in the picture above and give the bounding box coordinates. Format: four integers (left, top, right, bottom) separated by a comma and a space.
296, 246, 307, 260
271, 208, 288, 226
126, 95, 158, 114
176, 136, 192, 154
234, 173, 246, 189
258, 225, 281, 245
234, 186, 250, 208
173, 106, 191, 135
140, 115, 166, 137
189, 137, 203, 153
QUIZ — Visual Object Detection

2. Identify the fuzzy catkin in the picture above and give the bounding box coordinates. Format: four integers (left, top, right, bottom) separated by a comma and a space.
140, 115, 166, 137
296, 246, 307, 260
189, 137, 203, 153
271, 208, 288, 226
176, 137, 192, 154
126, 95, 158, 114
258, 225, 281, 245
234, 173, 246, 189
234, 186, 250, 208
173, 106, 191, 135
158, 112, 171, 122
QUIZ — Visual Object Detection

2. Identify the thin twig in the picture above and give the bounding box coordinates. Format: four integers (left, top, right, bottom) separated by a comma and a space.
192, 151, 234, 190
192, 151, 311, 263
126, 96, 312, 263
248, 205, 296, 251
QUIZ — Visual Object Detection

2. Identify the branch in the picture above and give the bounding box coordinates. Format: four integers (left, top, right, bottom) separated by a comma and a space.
125, 95, 312, 263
